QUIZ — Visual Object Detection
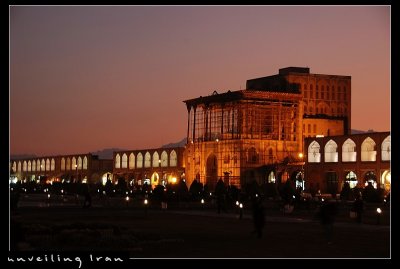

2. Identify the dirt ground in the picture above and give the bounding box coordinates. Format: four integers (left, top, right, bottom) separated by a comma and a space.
10, 204, 390, 259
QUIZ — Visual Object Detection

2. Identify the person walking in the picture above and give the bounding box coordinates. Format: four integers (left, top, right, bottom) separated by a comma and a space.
252, 196, 265, 239
318, 201, 337, 244
353, 194, 364, 224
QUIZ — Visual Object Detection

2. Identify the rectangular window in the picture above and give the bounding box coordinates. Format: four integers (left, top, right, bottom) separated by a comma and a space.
308, 124, 311, 133
313, 124, 316, 133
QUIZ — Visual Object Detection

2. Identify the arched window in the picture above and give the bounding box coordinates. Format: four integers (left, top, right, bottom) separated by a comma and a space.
136, 153, 143, 168
121, 153, 128, 168
28, 161, 31, 172
144, 152, 151, 168
36, 159, 41, 171
18, 161, 22, 172
381, 135, 391, 161
32, 160, 36, 172
161, 151, 168, 167
71, 157, 77, 170
45, 159, 50, 171
61, 158, 65, 171
115, 154, 121, 169
361, 137, 377, 161
152, 152, 160, 167
170, 150, 177, 167
51, 158, 55, 171
12, 161, 17, 172
308, 141, 321, 162
342, 138, 356, 162
41, 159, 46, 171
83, 156, 88, 170
129, 153, 135, 169
66, 158, 71, 170
23, 161, 27, 172
77, 157, 82, 170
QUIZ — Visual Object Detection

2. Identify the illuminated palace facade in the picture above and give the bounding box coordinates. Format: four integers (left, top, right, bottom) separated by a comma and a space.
183, 67, 352, 189
11, 67, 389, 194
9, 154, 113, 184
305, 132, 391, 195
112, 147, 185, 188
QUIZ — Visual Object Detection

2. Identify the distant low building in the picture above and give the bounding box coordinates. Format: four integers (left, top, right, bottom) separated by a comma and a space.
9, 153, 113, 184
112, 147, 185, 188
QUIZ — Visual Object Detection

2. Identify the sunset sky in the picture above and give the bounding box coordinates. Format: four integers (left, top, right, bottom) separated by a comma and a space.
10, 5, 390, 156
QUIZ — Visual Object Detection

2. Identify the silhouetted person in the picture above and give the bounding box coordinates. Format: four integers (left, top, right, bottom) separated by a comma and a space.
215, 178, 226, 214
353, 195, 364, 223
82, 184, 92, 208
318, 201, 337, 244
252, 197, 265, 238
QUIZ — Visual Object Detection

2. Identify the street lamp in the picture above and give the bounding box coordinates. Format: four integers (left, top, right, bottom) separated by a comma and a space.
298, 152, 305, 190
75, 164, 78, 183
376, 208, 382, 225
239, 203, 243, 219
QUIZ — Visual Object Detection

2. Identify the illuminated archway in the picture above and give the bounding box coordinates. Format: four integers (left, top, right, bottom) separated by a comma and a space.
122, 153, 128, 168
364, 171, 377, 188
144, 152, 151, 168
381, 135, 391, 161
267, 171, 276, 183
361, 137, 376, 161
381, 170, 391, 193
342, 138, 356, 162
345, 171, 358, 188
324, 139, 338, 162
151, 172, 159, 187
308, 141, 321, 162
101, 172, 113, 185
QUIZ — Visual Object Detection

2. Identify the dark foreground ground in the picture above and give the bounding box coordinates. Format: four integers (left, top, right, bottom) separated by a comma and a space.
10, 198, 390, 259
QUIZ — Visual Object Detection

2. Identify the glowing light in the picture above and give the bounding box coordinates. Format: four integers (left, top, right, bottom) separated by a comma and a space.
126, 196, 130, 201
201, 199, 204, 204
103, 191, 106, 195
239, 203, 243, 209
298, 153, 304, 159
236, 201, 239, 206
216, 138, 219, 142
61, 189, 64, 194
292, 195, 295, 199
210, 192, 212, 196
321, 198, 324, 202
126, 191, 128, 195
255, 194, 258, 197
377, 208, 382, 214
47, 194, 50, 199
316, 135, 324, 138
172, 177, 177, 183
144, 199, 148, 205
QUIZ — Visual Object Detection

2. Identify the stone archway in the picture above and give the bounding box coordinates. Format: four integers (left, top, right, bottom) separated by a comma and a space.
206, 153, 218, 189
